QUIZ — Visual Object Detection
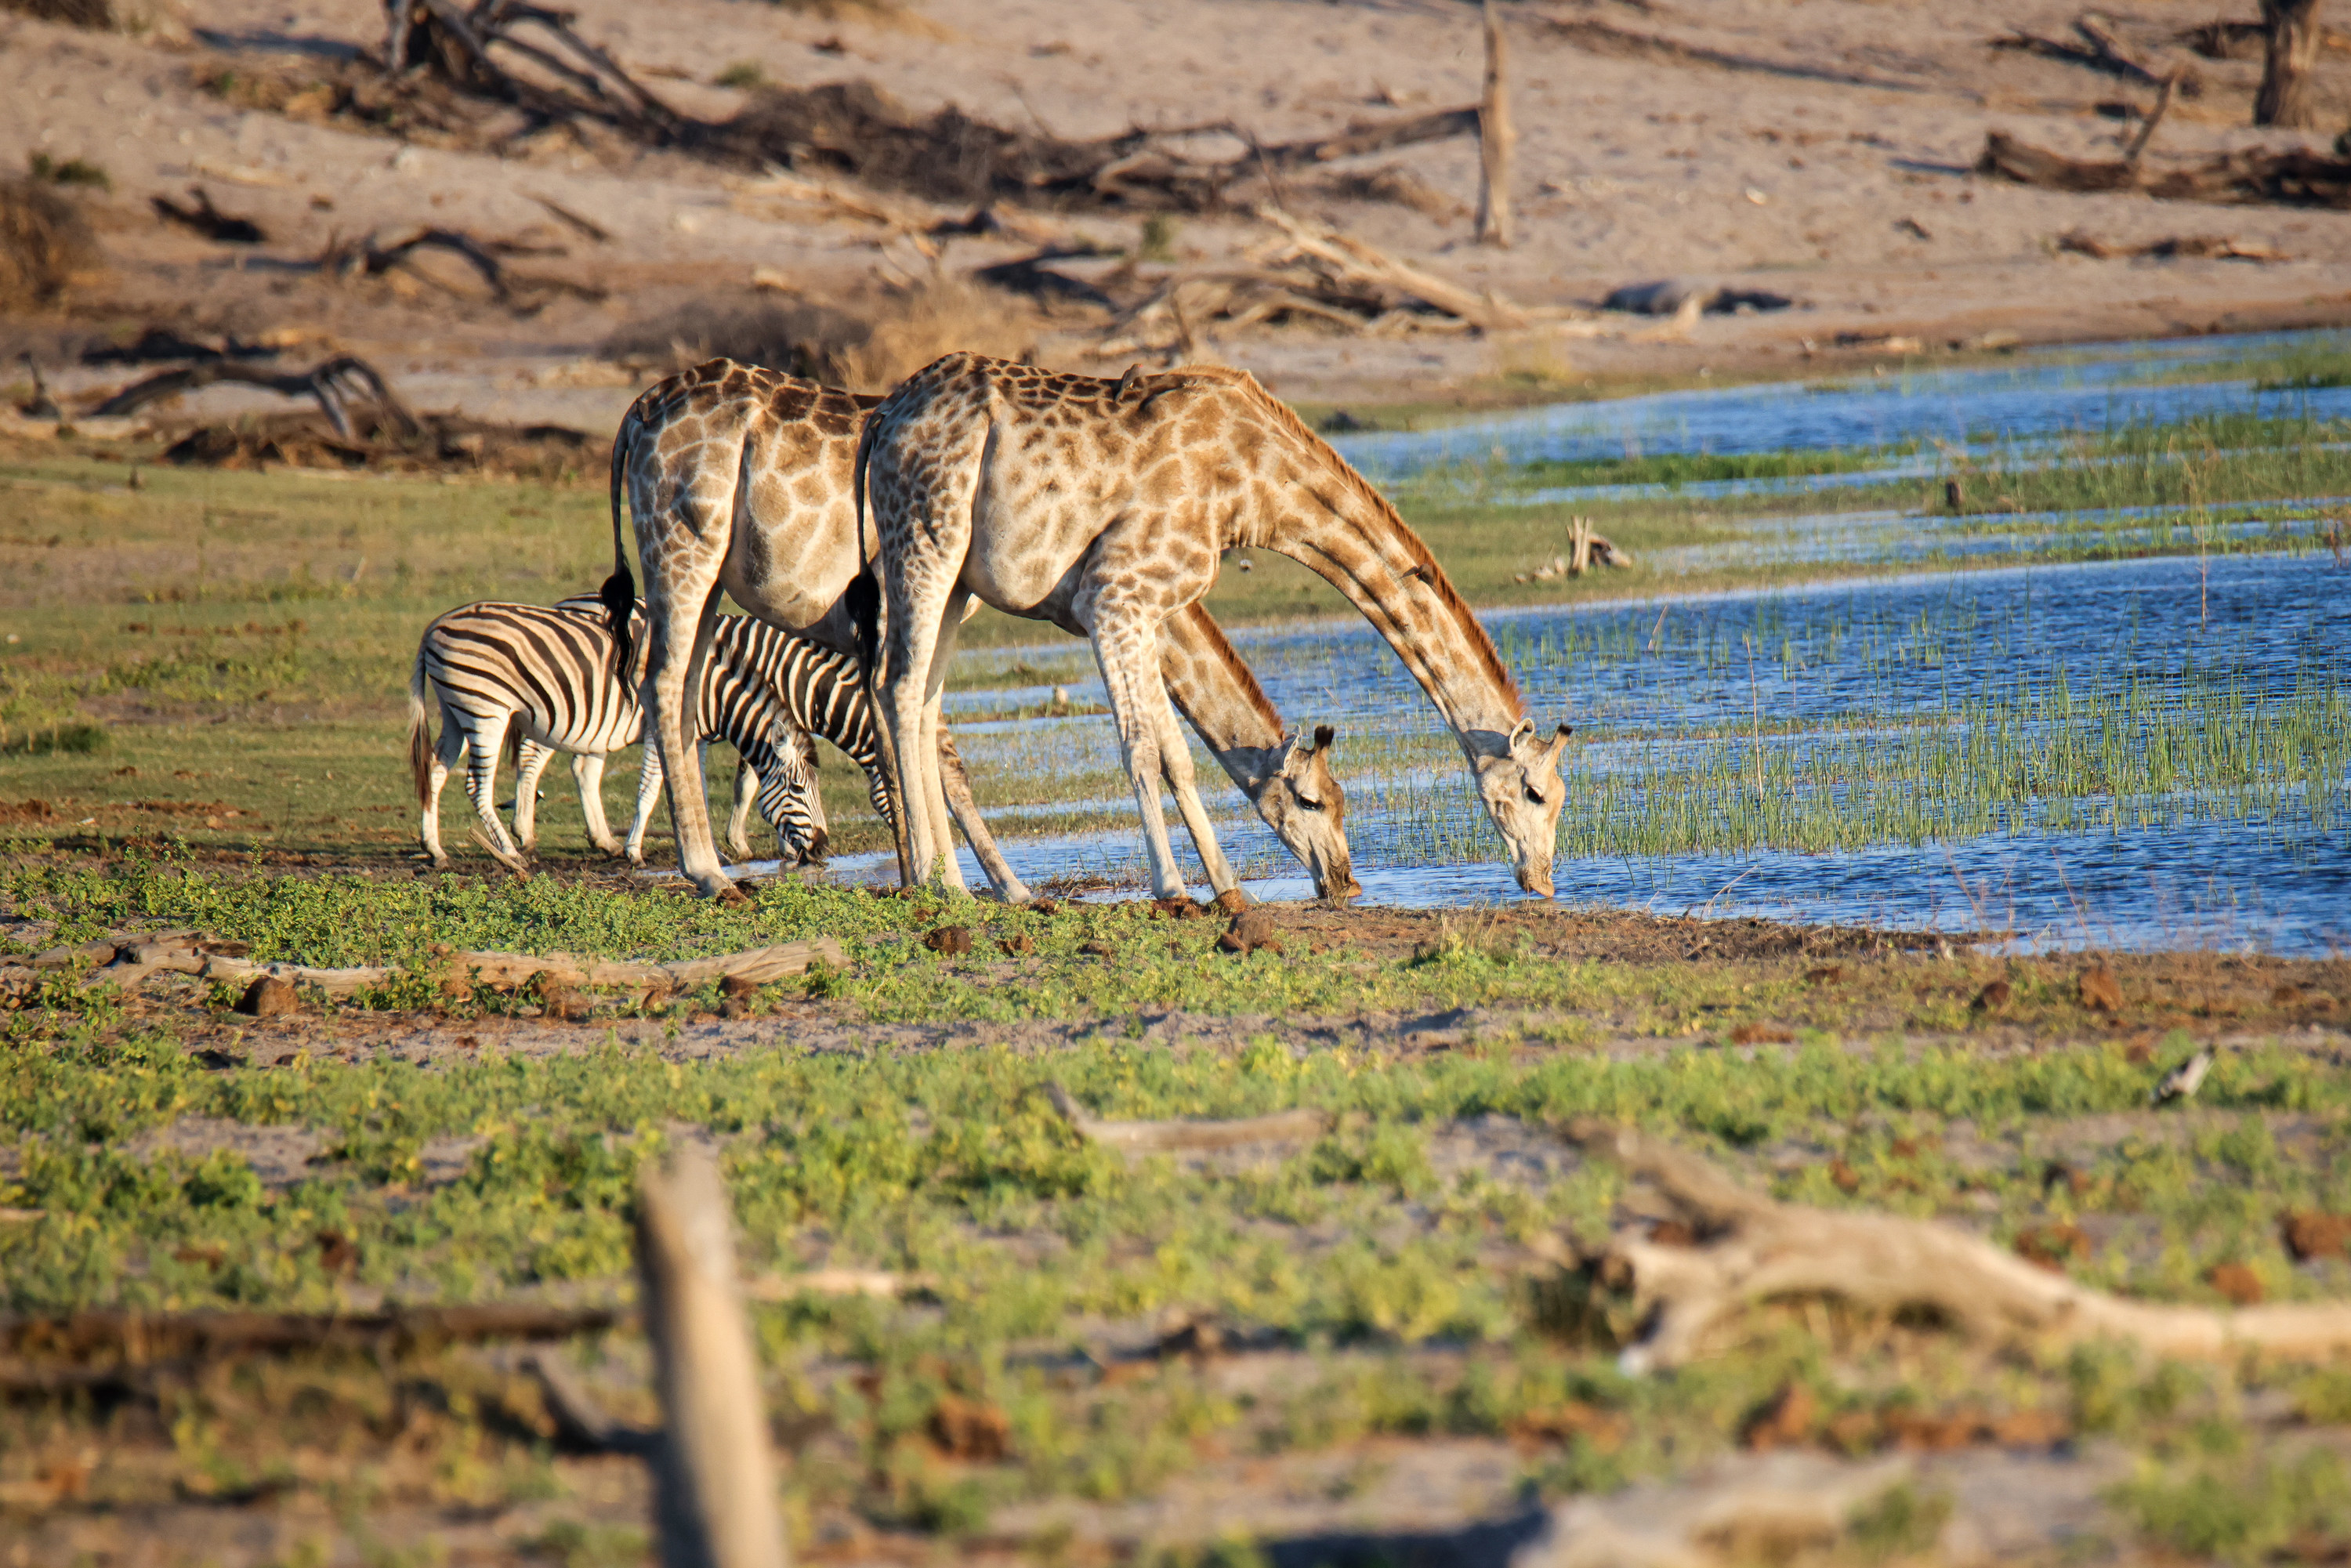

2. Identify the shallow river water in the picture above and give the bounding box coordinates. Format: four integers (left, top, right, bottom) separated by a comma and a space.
763, 331, 2351, 954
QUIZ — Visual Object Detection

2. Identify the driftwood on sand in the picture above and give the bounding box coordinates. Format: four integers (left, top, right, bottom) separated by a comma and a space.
1977, 129, 2351, 209
89, 356, 415, 440
1565, 1120, 2351, 1372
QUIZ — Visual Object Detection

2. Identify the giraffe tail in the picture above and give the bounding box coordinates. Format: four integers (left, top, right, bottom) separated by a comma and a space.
846, 409, 882, 683
407, 640, 434, 805
601, 411, 638, 672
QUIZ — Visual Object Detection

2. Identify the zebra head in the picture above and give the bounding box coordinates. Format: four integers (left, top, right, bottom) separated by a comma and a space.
755, 715, 830, 866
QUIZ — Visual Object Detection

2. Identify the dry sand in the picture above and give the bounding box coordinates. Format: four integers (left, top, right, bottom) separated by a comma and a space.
4, 0, 2350, 433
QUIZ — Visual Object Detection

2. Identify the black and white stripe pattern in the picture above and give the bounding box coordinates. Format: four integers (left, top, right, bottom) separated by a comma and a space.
406, 596, 824, 867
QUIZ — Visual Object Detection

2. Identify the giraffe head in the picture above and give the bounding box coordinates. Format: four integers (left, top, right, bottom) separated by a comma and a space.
1259, 724, 1359, 904
1474, 719, 1572, 898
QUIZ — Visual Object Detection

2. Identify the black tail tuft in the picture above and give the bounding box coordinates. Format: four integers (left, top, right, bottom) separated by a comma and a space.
601, 569, 636, 672
845, 567, 882, 685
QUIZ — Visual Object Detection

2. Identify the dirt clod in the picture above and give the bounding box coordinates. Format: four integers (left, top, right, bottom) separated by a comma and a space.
1212, 889, 1251, 916
923, 925, 974, 956
2206, 1262, 2265, 1305
1972, 978, 2012, 1012
315, 1230, 358, 1276
1150, 896, 1205, 920
2078, 965, 2124, 1013
1027, 899, 1061, 916
2284, 1211, 2351, 1262
927, 1393, 1010, 1461
999, 933, 1035, 956
1077, 939, 1115, 958
1218, 907, 1282, 956
2013, 1222, 2091, 1271
1829, 1159, 1862, 1193
1805, 965, 1845, 984
1742, 1382, 1817, 1451
236, 976, 298, 1018
1728, 1021, 1795, 1045
538, 976, 591, 1022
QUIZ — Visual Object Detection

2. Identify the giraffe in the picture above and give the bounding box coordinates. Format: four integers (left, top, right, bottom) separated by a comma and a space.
856, 353, 1571, 904
601, 359, 1358, 904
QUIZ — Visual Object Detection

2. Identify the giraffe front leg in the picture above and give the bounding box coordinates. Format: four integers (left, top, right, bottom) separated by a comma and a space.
1086, 605, 1190, 903
1154, 702, 1241, 901
936, 726, 1031, 904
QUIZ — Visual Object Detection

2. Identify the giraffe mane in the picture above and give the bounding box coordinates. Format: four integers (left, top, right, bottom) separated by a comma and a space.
1173, 365, 1528, 720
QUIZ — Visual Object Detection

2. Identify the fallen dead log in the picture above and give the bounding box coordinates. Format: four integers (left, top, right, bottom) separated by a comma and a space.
81, 928, 846, 998
1979, 129, 2351, 208
382, 0, 683, 145
1565, 1119, 2351, 1372
150, 186, 266, 244
1990, 12, 2200, 95
1252, 205, 1531, 330
2058, 229, 2288, 260
88, 355, 416, 440
1044, 1081, 1328, 1154
321, 225, 607, 312
0, 1302, 623, 1392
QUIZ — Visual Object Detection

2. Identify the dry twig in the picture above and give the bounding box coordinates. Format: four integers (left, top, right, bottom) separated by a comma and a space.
1043, 1081, 1328, 1154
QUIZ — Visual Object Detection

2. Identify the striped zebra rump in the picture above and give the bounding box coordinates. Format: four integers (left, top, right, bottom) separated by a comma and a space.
408, 597, 822, 867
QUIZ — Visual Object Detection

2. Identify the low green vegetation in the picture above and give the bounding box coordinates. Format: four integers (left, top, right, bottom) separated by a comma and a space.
2, 855, 2349, 1557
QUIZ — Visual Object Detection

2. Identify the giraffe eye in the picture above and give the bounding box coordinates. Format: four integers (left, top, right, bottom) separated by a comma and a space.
1524, 785, 1546, 806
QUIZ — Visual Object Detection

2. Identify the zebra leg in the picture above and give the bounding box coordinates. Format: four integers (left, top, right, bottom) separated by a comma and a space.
512, 739, 559, 852
726, 755, 759, 863
461, 714, 525, 862
936, 727, 1031, 904
625, 740, 665, 866
421, 709, 464, 867
573, 752, 621, 855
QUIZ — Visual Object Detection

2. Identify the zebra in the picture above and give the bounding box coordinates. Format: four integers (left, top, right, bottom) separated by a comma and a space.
406, 596, 825, 869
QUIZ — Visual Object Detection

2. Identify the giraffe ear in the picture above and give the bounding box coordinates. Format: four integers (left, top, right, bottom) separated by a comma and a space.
1507, 718, 1537, 752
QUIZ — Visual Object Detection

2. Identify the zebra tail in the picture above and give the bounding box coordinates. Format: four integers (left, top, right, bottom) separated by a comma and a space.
407, 641, 434, 805
601, 413, 637, 672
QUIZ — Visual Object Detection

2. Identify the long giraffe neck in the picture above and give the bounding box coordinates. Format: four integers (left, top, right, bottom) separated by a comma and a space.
1158, 603, 1286, 793
1238, 404, 1527, 747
